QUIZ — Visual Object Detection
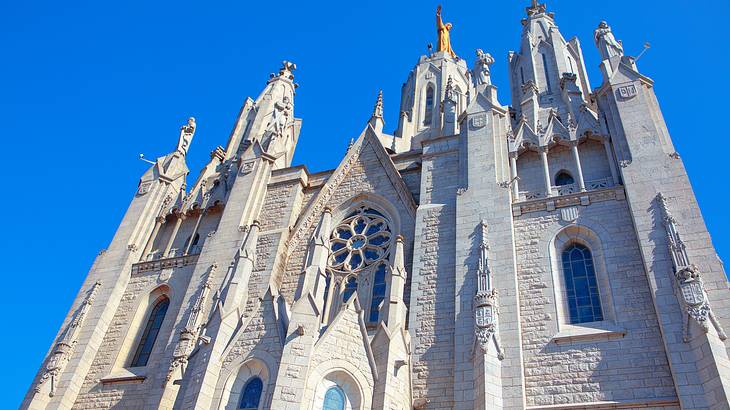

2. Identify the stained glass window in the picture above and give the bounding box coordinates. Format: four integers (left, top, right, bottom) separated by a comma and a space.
369, 264, 387, 323
239, 377, 263, 409
342, 276, 358, 303
562, 243, 603, 324
424, 86, 434, 126
130, 296, 169, 367
329, 207, 391, 273
323, 386, 345, 410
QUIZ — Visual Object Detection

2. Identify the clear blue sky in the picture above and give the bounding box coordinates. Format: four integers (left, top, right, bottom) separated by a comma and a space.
2, 0, 727, 405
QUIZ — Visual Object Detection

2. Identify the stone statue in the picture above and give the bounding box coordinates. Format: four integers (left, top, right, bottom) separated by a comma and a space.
177, 117, 196, 156
269, 95, 293, 139
594, 21, 624, 61
436, 5, 456, 58
474, 49, 494, 86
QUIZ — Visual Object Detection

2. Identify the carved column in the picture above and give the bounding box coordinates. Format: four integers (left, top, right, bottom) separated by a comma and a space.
570, 141, 586, 192
657, 193, 726, 342
539, 147, 552, 197
164, 263, 216, 387
509, 153, 519, 199
602, 138, 620, 186
34, 281, 102, 397
474, 221, 504, 359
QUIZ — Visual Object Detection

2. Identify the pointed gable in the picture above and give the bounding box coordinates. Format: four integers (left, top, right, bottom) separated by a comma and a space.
286, 125, 416, 260
220, 290, 285, 371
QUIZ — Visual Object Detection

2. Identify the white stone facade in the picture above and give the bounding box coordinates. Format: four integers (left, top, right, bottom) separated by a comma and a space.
22, 2, 730, 409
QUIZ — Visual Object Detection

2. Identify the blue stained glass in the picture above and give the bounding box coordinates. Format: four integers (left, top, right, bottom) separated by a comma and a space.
562, 243, 603, 324
342, 276, 358, 303
323, 386, 345, 410
369, 264, 387, 323
131, 296, 169, 367
239, 377, 263, 409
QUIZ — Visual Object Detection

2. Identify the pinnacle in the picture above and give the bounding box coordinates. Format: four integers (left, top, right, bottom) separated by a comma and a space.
372, 90, 384, 118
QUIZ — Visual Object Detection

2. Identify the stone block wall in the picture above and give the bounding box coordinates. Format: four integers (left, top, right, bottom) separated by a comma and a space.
514, 198, 677, 407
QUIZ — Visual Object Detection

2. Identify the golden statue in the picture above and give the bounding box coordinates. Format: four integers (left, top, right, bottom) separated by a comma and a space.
436, 5, 456, 58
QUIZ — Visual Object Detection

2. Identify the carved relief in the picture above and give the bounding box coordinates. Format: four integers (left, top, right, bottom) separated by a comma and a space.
239, 159, 256, 175
36, 281, 102, 396
616, 84, 637, 100
137, 181, 153, 196
657, 193, 727, 342
471, 115, 487, 130
474, 221, 504, 359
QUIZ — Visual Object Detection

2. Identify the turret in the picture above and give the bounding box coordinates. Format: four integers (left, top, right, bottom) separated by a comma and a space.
394, 6, 472, 151
508, 1, 592, 132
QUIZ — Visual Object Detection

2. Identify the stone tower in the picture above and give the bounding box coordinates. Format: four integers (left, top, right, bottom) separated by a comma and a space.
23, 2, 730, 409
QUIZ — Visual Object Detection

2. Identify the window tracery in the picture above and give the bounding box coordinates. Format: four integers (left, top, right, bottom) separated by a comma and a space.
327, 206, 393, 324
130, 296, 169, 367
561, 243, 603, 324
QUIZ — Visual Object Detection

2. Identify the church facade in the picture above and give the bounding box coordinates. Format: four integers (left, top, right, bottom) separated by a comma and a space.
23, 2, 730, 409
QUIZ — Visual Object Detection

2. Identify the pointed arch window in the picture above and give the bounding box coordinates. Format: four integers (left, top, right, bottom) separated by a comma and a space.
562, 243, 603, 324
369, 263, 387, 323
424, 85, 434, 126
239, 376, 263, 409
130, 296, 169, 367
342, 276, 358, 303
323, 386, 346, 410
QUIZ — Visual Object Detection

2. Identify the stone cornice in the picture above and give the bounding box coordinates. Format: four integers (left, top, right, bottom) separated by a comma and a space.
512, 186, 625, 216
131, 254, 200, 275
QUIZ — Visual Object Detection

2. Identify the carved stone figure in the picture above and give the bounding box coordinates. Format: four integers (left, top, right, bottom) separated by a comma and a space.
474, 49, 494, 86
177, 117, 196, 156
657, 193, 727, 342
436, 5, 456, 58
268, 96, 293, 139
594, 21, 624, 61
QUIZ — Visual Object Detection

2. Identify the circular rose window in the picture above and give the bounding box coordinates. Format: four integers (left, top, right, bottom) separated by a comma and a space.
329, 207, 391, 273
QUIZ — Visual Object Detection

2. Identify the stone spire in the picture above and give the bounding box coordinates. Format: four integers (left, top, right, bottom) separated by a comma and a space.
222, 61, 301, 170
369, 90, 385, 135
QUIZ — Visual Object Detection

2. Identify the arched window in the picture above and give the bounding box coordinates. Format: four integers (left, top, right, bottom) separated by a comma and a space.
238, 377, 263, 409
323, 386, 346, 410
555, 171, 575, 186
369, 263, 387, 323
342, 276, 358, 303
561, 243, 603, 324
424, 85, 434, 126
130, 296, 169, 367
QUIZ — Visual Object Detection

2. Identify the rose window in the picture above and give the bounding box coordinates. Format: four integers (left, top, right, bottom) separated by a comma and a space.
329, 207, 391, 273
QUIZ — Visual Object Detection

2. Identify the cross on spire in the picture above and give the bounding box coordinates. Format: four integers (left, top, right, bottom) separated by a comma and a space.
526, 0, 547, 17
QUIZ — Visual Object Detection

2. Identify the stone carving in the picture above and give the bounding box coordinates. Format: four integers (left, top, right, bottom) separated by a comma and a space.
36, 281, 101, 396
471, 114, 486, 129
239, 159, 256, 175
137, 181, 153, 196
560, 206, 579, 222
164, 263, 217, 385
594, 21, 624, 61
474, 221, 504, 359
473, 49, 494, 86
616, 84, 637, 100
268, 96, 293, 139
177, 117, 196, 156
444, 76, 457, 104
657, 193, 727, 342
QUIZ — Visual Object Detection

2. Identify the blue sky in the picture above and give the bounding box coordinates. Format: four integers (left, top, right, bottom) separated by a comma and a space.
2, 0, 728, 405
